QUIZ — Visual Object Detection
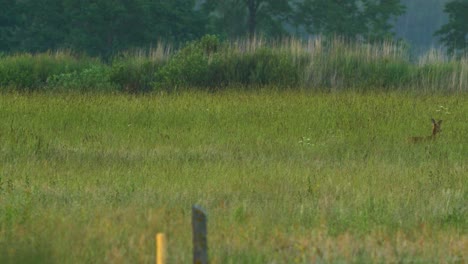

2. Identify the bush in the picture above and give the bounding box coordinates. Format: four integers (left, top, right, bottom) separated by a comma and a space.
154, 35, 308, 90
109, 45, 171, 93
155, 36, 219, 90
0, 36, 466, 93
47, 65, 114, 92
247, 48, 307, 86
0, 52, 98, 91
110, 58, 163, 93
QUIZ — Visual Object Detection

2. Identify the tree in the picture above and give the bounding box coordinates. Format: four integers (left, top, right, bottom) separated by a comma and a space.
0, 0, 206, 56
13, 0, 68, 52
244, 0, 292, 38
63, 0, 206, 57
147, 0, 207, 43
435, 0, 468, 55
202, 0, 293, 38
297, 0, 405, 41
63, 0, 147, 56
0, 0, 20, 51
202, 0, 248, 38
394, 0, 450, 54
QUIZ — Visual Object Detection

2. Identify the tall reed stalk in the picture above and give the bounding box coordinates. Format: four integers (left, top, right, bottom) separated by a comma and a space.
0, 36, 466, 92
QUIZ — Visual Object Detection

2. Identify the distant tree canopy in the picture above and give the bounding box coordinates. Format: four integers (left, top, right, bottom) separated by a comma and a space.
0, 0, 206, 57
202, 0, 405, 41
435, 0, 468, 55
0, 0, 411, 57
394, 0, 450, 54
202, 0, 293, 38
297, 0, 405, 41
0, 0, 20, 51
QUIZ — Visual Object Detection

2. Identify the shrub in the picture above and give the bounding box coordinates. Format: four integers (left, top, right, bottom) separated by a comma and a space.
47, 65, 114, 92
109, 45, 170, 93
0, 36, 466, 93
0, 52, 97, 91
110, 59, 163, 93
154, 36, 219, 90
248, 48, 307, 86
154, 35, 308, 90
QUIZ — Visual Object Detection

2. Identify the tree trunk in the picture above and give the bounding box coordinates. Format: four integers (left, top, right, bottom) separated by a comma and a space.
246, 0, 257, 39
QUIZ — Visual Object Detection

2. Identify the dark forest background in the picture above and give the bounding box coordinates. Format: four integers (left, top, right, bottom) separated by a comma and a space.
0, 0, 466, 57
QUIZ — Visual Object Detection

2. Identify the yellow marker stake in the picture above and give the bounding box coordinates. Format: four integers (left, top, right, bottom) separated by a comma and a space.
156, 233, 166, 264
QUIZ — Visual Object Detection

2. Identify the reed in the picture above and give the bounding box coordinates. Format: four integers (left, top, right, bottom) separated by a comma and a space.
0, 36, 467, 92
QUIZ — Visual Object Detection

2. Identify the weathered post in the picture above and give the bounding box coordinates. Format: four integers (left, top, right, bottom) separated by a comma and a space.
192, 205, 208, 264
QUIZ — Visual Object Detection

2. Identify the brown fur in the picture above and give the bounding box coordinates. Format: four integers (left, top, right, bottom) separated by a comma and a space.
408, 118, 442, 143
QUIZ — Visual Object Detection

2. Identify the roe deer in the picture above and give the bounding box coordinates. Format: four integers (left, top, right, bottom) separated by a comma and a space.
408, 118, 442, 143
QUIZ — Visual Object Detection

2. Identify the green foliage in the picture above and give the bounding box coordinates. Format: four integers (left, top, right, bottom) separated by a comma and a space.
110, 57, 164, 93
394, 0, 449, 53
0, 0, 20, 51
155, 35, 307, 89
1, 0, 205, 57
47, 65, 113, 92
0, 0, 455, 59
412, 61, 464, 91
298, 0, 405, 41
202, 0, 292, 38
302, 39, 412, 90
322, 54, 411, 89
13, 0, 68, 52
154, 35, 222, 89
435, 0, 468, 55
155, 41, 213, 89
0, 239, 55, 264
0, 36, 467, 92
237, 47, 307, 86
0, 52, 97, 91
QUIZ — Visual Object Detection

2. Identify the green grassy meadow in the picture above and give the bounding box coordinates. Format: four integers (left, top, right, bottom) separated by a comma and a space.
0, 90, 466, 263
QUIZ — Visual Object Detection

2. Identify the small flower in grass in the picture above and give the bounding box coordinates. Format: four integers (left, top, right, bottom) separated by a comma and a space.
299, 137, 314, 146
436, 105, 450, 115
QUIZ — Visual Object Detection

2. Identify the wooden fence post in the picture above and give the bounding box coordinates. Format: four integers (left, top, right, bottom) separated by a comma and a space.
156, 233, 166, 264
192, 205, 208, 264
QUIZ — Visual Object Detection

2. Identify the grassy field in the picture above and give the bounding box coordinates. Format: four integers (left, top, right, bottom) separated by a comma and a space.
0, 90, 466, 263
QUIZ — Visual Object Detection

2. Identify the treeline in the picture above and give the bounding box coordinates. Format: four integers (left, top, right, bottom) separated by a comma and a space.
395, 0, 450, 53
0, 0, 408, 57
2, 0, 466, 57
0, 0, 206, 57
0, 36, 466, 93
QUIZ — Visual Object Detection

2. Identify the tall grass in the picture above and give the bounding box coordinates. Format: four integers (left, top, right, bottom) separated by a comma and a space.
415, 49, 468, 92
0, 36, 467, 92
296, 37, 411, 90
0, 51, 100, 91
110, 43, 171, 93
0, 91, 466, 263
166, 35, 468, 92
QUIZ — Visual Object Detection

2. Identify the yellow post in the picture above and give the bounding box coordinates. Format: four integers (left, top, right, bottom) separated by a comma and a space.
156, 233, 166, 264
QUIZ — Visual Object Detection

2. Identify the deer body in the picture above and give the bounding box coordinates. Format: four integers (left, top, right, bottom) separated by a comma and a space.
408, 118, 442, 143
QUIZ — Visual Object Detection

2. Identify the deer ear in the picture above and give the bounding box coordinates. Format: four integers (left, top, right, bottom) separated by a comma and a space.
431, 118, 436, 124
438, 120, 443, 125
